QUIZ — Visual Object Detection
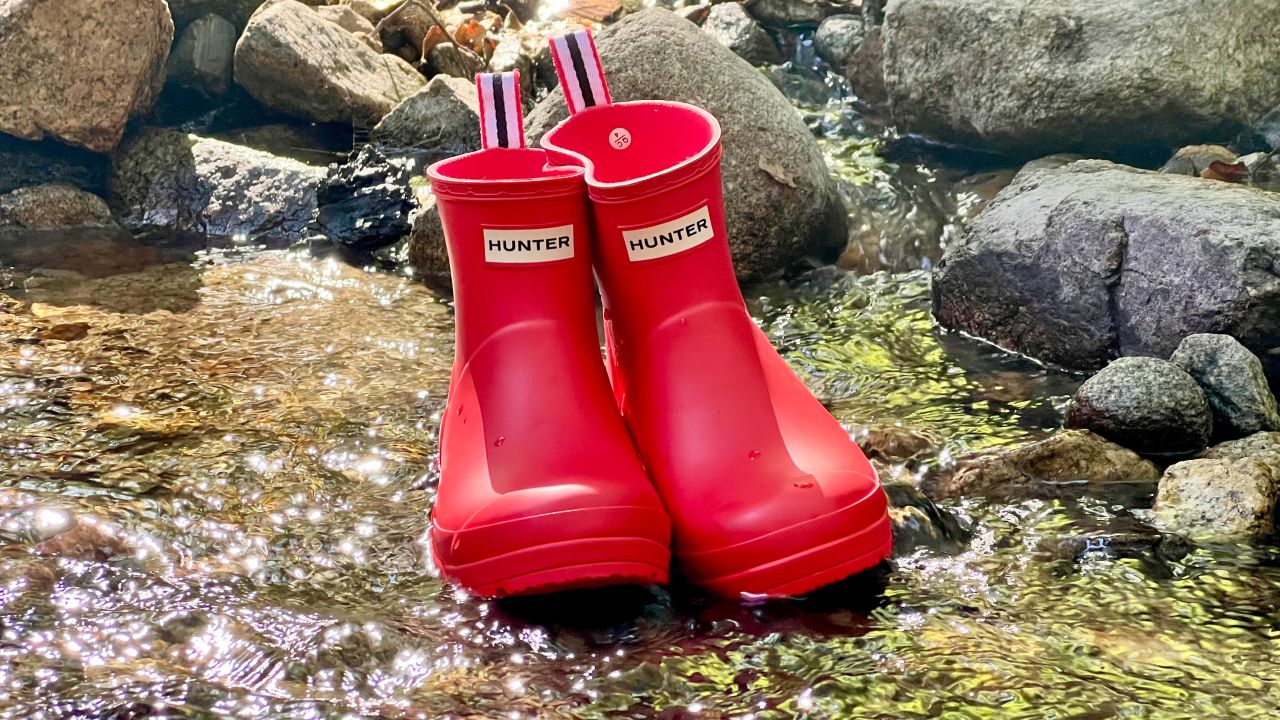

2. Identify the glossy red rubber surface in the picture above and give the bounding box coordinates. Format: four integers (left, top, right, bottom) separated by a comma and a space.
542, 103, 892, 598
426, 147, 671, 597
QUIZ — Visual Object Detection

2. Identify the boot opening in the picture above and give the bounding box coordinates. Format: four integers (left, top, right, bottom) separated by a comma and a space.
540, 101, 720, 187
430, 147, 581, 183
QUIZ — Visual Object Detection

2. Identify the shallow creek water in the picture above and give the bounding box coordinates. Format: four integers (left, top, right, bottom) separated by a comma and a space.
4, 55, 1280, 720
3, 238, 1280, 719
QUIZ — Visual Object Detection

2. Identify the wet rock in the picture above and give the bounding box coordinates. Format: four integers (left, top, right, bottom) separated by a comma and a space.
234, 0, 425, 127
932, 161, 1280, 381
881, 0, 1280, 157
884, 482, 970, 555
1202, 431, 1280, 473
0, 0, 173, 152
370, 76, 481, 154
844, 24, 885, 106
932, 430, 1160, 500
405, 192, 449, 281
702, 3, 783, 66
167, 14, 238, 97
0, 184, 117, 230
23, 263, 202, 314
1159, 145, 1237, 177
1153, 458, 1278, 540
310, 145, 418, 253
315, 4, 383, 51
427, 44, 486, 80
1065, 357, 1211, 457
744, 0, 823, 27
524, 8, 847, 282
109, 127, 324, 242
814, 14, 863, 69
1171, 334, 1280, 440
213, 124, 348, 166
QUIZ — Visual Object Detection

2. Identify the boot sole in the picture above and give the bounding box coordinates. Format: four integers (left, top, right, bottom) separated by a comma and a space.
431, 507, 671, 597
679, 491, 893, 598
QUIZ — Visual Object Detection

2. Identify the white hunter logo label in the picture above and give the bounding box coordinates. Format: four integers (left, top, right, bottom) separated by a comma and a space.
622, 206, 714, 262
484, 225, 574, 263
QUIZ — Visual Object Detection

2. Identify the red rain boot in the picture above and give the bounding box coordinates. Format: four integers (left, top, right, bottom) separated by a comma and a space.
541, 32, 892, 598
426, 71, 671, 597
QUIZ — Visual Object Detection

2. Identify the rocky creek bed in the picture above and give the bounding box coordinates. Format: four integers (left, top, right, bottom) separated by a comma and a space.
4, 0, 1280, 716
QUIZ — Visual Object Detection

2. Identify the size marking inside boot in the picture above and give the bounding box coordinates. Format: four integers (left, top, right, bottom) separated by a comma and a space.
622, 206, 714, 262
483, 224, 574, 263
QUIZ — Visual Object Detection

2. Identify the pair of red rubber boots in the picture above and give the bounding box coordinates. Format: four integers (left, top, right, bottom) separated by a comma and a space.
426, 31, 891, 599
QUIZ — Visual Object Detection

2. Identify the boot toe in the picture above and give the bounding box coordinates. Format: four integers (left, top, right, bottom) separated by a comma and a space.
674, 470, 892, 599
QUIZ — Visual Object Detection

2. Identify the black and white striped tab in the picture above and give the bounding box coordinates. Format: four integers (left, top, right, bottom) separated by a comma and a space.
549, 29, 612, 115
476, 71, 525, 150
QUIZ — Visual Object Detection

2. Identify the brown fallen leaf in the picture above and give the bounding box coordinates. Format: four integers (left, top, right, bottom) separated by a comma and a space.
759, 159, 797, 188
1201, 160, 1249, 184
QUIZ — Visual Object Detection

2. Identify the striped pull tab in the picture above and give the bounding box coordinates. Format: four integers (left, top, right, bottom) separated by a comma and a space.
549, 29, 612, 114
477, 71, 525, 150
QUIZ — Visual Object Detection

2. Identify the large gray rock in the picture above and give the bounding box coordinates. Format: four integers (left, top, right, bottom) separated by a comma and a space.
702, 3, 782, 66
814, 14, 863, 70
167, 13, 238, 97
1153, 458, 1278, 540
1171, 334, 1280, 440
234, 0, 425, 127
524, 8, 846, 282
370, 76, 480, 154
934, 430, 1160, 500
109, 128, 324, 241
881, 0, 1280, 157
1065, 357, 1212, 457
0, 0, 173, 152
744, 0, 823, 27
933, 161, 1280, 381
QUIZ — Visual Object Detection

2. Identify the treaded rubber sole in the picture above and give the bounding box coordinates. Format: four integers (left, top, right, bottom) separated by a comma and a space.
679, 496, 893, 599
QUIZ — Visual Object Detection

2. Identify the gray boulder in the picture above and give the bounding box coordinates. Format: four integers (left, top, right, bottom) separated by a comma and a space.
702, 3, 782, 66
524, 8, 846, 282
743, 0, 823, 27
1171, 334, 1280, 440
370, 76, 481, 154
1153, 458, 1278, 540
0, 0, 173, 152
932, 161, 1280, 381
0, 184, 117, 230
881, 0, 1280, 157
168, 13, 237, 97
1065, 357, 1212, 457
933, 430, 1160, 500
109, 128, 324, 241
234, 0, 425, 127
814, 14, 863, 69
